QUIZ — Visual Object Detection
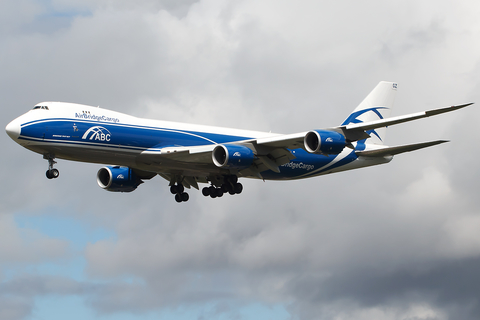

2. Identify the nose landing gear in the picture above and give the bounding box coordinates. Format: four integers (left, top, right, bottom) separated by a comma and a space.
44, 155, 59, 179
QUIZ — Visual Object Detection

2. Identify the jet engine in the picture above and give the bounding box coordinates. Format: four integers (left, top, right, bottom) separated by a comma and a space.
304, 130, 346, 155
212, 144, 255, 169
97, 166, 142, 192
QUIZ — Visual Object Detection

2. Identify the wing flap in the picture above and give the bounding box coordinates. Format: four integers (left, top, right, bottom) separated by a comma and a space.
139, 145, 216, 163
157, 172, 204, 190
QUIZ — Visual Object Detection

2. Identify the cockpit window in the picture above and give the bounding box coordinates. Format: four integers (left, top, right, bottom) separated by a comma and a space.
33, 106, 49, 110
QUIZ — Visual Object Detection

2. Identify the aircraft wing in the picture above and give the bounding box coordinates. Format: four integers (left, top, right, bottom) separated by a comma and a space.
139, 144, 216, 162
244, 103, 472, 172
255, 132, 306, 149
137, 141, 296, 176
256, 103, 472, 147
343, 103, 472, 132
137, 103, 472, 177
355, 140, 449, 157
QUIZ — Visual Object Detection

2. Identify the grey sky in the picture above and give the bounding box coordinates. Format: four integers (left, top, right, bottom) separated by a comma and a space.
1, 0, 480, 319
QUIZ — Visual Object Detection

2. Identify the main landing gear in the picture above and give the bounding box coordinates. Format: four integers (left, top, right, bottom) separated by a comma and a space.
170, 183, 189, 203
44, 155, 59, 179
202, 175, 243, 199
170, 175, 243, 203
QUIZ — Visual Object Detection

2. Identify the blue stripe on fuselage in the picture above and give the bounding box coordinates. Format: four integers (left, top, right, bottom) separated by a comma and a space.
19, 118, 361, 180
19, 118, 254, 151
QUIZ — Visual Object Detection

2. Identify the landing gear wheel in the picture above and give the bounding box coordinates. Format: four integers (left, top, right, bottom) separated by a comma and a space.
233, 183, 243, 194
181, 192, 189, 202
225, 184, 234, 194
177, 184, 184, 193
202, 187, 210, 196
46, 169, 59, 179
210, 186, 217, 198
51, 168, 59, 178
170, 184, 184, 195
175, 194, 182, 202
209, 186, 216, 196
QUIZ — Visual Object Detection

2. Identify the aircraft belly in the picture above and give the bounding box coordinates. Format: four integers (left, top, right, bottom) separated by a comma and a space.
260, 154, 392, 180
21, 136, 392, 182
22, 140, 138, 166
22, 137, 228, 177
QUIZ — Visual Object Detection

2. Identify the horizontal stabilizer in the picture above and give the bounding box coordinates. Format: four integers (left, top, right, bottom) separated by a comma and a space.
355, 140, 449, 157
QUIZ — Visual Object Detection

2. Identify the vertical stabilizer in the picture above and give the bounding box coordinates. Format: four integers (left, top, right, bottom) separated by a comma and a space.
342, 81, 397, 145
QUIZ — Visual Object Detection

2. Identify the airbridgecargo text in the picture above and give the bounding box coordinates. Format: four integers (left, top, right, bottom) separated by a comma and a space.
281, 162, 315, 171
75, 113, 120, 123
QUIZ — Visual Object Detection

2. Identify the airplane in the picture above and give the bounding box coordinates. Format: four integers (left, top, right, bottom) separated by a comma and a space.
5, 81, 472, 202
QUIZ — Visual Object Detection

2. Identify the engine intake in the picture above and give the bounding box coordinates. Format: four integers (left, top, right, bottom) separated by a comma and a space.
97, 166, 142, 192
212, 145, 255, 169
304, 130, 346, 155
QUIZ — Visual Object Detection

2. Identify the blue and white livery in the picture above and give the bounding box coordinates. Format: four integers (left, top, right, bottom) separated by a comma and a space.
5, 82, 472, 202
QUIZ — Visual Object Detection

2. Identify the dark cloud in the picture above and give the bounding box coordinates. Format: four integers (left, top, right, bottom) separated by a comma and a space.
284, 257, 480, 320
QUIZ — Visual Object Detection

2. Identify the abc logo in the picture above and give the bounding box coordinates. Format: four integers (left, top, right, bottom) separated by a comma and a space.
82, 126, 112, 142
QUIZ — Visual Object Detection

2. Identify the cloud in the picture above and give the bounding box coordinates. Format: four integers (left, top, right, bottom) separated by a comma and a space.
1, 0, 480, 319
0, 214, 67, 265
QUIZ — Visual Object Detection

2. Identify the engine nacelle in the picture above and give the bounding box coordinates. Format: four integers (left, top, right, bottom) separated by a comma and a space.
304, 130, 346, 155
212, 144, 255, 169
97, 166, 142, 192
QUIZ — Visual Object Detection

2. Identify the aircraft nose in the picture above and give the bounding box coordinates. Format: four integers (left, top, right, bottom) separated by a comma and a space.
5, 119, 21, 140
